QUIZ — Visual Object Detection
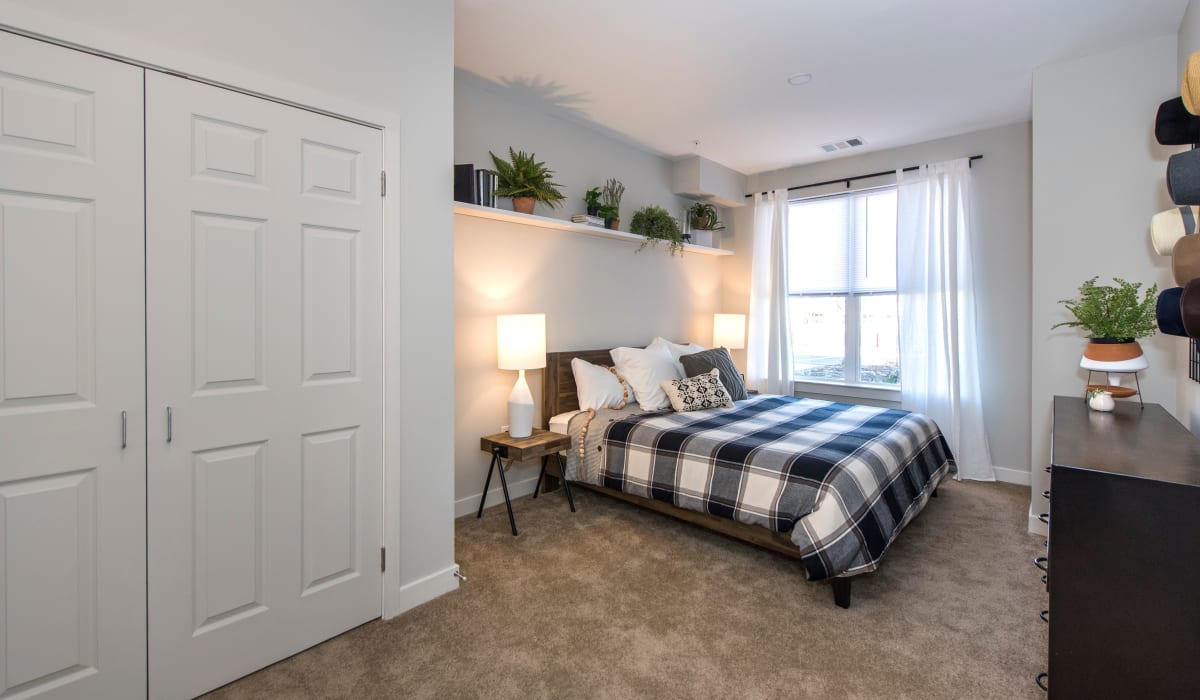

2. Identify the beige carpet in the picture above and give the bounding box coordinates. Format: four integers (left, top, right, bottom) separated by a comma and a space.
207, 479, 1048, 699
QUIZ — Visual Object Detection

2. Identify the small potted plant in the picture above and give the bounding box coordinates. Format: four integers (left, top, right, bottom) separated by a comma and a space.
688, 202, 726, 248
601, 178, 625, 230
584, 187, 602, 217
629, 205, 684, 256
1053, 276, 1158, 396
487, 147, 566, 215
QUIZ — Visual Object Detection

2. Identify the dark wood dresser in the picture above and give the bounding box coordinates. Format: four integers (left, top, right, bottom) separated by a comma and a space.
1044, 395, 1200, 698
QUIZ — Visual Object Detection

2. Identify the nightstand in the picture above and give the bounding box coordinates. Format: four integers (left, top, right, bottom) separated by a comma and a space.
477, 428, 575, 536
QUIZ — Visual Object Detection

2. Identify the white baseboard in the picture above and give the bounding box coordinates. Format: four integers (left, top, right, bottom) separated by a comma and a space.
1028, 502, 1048, 536
454, 475, 541, 519
385, 564, 460, 619
992, 466, 1031, 485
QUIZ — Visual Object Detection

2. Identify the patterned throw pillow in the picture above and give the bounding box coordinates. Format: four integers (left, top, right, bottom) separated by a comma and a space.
659, 368, 733, 412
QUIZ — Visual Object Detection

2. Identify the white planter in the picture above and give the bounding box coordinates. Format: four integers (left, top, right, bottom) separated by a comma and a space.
691, 230, 713, 248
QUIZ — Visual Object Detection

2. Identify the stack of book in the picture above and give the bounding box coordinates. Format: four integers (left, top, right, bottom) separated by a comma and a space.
570, 214, 606, 228
453, 163, 497, 207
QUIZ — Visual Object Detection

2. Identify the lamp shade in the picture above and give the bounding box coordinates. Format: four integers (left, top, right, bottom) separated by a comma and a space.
713, 313, 746, 350
497, 314, 546, 370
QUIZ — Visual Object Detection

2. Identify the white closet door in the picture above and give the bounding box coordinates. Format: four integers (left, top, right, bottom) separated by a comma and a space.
0, 32, 146, 699
146, 72, 383, 698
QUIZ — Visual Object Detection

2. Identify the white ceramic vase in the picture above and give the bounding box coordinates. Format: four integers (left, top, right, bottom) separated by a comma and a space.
1088, 390, 1115, 412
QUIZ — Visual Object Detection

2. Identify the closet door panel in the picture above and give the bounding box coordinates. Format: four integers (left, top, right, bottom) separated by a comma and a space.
0, 31, 145, 700
146, 71, 383, 699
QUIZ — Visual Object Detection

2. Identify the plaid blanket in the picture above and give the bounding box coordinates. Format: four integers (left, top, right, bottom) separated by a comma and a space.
600, 395, 954, 580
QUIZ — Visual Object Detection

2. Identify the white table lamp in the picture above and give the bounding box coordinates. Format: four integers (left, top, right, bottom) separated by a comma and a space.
713, 313, 746, 350
497, 313, 545, 438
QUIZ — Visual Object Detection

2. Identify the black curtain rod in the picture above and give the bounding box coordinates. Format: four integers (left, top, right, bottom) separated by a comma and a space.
744, 154, 983, 199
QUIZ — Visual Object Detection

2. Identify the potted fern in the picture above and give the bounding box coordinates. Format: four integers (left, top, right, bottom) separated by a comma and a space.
487, 148, 566, 214
629, 205, 684, 256
687, 202, 725, 248
1053, 277, 1157, 397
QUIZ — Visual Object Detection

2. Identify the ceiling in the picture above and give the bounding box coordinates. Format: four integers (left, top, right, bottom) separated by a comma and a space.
455, 0, 1189, 175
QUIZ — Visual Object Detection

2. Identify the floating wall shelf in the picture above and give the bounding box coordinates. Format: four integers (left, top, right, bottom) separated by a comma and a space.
452, 203, 733, 257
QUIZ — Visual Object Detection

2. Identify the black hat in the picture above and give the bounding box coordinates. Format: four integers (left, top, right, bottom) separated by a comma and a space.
1157, 287, 1187, 336
1156, 97, 1200, 145
1167, 150, 1200, 205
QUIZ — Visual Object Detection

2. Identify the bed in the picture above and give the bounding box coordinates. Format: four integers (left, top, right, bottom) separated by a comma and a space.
539, 348, 955, 608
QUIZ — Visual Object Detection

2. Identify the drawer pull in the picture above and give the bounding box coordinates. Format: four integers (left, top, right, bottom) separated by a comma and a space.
1039, 609, 1049, 623
1038, 512, 1050, 525
1042, 489, 1051, 499
1033, 556, 1049, 572
1035, 672, 1048, 691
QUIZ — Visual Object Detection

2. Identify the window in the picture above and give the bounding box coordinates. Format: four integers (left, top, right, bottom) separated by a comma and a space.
787, 187, 900, 388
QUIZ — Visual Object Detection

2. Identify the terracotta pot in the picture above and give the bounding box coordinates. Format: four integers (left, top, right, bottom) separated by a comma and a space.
512, 197, 536, 215
606, 218, 620, 230
1082, 339, 1144, 362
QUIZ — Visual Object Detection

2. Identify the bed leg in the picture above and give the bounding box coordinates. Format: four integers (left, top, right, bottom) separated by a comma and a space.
931, 487, 939, 498
832, 579, 851, 609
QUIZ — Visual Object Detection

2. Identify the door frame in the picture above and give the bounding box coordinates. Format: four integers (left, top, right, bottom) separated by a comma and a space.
0, 11, 458, 622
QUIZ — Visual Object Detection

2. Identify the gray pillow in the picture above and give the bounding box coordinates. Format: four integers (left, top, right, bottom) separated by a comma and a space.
679, 347, 748, 401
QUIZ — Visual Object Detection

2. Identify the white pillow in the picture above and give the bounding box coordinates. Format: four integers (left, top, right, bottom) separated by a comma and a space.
610, 345, 682, 410
570, 357, 630, 410
646, 336, 706, 375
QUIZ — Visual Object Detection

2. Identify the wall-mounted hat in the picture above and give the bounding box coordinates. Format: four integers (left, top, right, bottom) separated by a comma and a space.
1175, 233, 1200, 285
1167, 150, 1200, 205
1157, 287, 1187, 336
1157, 280, 1200, 337
1151, 206, 1199, 256
1156, 97, 1200, 145
1184, 51, 1200, 115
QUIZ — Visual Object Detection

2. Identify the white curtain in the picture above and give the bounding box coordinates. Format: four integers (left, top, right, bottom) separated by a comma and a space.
747, 190, 793, 396
896, 159, 994, 481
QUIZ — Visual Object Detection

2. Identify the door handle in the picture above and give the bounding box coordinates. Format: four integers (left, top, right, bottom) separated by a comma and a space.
166, 406, 173, 442
121, 410, 127, 449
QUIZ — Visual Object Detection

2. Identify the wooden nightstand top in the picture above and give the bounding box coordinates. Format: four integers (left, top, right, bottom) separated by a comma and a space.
479, 428, 571, 462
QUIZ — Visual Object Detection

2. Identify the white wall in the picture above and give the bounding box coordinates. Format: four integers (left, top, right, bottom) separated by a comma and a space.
0, 0, 459, 614
455, 70, 698, 226
1029, 33, 1181, 531
1178, 0, 1200, 433
727, 123, 1034, 482
454, 75, 724, 515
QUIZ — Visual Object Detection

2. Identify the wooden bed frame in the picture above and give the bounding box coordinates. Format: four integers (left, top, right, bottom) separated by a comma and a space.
540, 348, 855, 608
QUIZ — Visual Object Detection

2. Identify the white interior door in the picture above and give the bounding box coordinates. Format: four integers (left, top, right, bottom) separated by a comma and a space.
146, 72, 383, 698
0, 31, 146, 699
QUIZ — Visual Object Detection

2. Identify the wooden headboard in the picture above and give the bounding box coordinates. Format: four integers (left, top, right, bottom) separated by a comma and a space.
542, 349, 615, 428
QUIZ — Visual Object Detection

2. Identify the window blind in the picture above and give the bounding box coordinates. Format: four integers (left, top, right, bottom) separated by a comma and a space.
787, 188, 897, 295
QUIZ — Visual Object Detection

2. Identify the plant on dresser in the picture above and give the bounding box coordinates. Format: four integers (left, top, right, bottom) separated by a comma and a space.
1053, 276, 1157, 401
487, 147, 566, 214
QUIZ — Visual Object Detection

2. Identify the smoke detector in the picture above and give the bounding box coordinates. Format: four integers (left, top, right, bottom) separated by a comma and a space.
818, 137, 865, 153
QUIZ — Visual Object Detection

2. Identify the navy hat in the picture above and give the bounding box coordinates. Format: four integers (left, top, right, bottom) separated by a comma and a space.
1168, 150, 1200, 205
1157, 287, 1187, 336
1156, 97, 1200, 145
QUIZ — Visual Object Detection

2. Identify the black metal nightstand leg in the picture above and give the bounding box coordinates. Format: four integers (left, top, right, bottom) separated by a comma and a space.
557, 453, 576, 513
476, 452, 497, 519
493, 450, 518, 536
533, 455, 548, 499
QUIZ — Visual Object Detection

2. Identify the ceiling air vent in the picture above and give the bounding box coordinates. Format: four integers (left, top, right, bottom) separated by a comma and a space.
819, 137, 865, 153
